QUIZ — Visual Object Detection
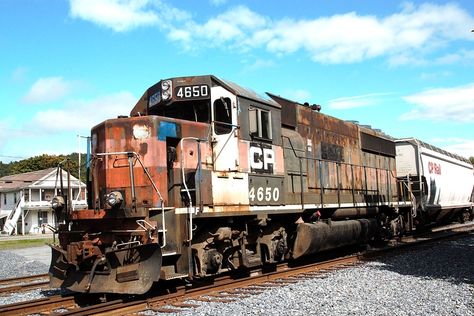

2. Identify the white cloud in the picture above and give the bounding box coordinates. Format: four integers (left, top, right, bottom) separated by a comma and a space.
328, 93, 392, 110
69, 0, 160, 32
168, 3, 474, 64
22, 77, 76, 104
402, 83, 474, 122
169, 6, 268, 50
32, 91, 136, 132
431, 137, 474, 159
69, 0, 190, 32
68, 2, 474, 64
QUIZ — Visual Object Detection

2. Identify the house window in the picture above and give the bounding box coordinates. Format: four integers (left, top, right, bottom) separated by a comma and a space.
213, 97, 233, 135
249, 107, 272, 140
38, 211, 48, 226
3, 194, 5, 205
14, 193, 17, 204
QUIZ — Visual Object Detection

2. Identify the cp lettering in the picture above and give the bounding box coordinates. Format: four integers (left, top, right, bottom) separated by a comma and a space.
250, 146, 274, 172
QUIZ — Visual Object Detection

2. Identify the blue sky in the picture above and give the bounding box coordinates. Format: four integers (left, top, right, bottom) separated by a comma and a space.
1, 0, 473, 162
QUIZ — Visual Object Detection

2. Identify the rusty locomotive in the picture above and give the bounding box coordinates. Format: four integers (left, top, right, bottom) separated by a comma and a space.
49, 75, 474, 294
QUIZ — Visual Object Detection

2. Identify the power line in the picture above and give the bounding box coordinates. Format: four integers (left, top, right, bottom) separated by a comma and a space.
0, 155, 28, 159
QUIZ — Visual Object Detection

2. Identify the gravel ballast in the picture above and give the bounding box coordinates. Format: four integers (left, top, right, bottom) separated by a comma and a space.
0, 250, 49, 279
156, 234, 474, 316
0, 249, 52, 305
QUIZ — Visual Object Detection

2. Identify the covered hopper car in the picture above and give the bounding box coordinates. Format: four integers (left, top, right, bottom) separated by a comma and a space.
395, 138, 474, 224
48, 75, 473, 295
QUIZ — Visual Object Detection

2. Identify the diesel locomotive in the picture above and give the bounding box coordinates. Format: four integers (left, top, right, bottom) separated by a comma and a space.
49, 75, 474, 294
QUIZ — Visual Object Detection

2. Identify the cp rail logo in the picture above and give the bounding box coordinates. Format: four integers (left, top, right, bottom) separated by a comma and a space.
428, 161, 442, 175
249, 143, 275, 174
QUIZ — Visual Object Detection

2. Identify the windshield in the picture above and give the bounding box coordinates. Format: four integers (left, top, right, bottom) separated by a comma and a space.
149, 100, 210, 123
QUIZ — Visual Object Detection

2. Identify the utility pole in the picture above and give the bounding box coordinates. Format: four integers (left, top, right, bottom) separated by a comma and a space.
76, 135, 90, 207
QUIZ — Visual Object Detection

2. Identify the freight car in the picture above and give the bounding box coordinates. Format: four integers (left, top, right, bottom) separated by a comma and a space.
395, 138, 474, 225
48, 75, 472, 295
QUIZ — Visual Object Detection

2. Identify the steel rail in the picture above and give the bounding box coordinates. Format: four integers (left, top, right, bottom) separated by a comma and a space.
0, 273, 50, 294
0, 280, 49, 295
0, 295, 76, 316
0, 273, 49, 287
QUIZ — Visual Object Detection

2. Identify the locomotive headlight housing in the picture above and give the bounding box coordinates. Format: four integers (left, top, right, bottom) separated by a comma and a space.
106, 191, 123, 207
51, 196, 65, 211
161, 80, 172, 101
162, 90, 171, 100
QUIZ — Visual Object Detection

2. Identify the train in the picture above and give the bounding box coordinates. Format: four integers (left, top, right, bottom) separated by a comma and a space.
48, 75, 474, 295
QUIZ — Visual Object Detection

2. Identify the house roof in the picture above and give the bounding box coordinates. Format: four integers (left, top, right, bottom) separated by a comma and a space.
0, 168, 85, 192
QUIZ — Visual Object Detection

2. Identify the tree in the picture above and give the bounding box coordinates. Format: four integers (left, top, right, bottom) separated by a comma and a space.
0, 161, 11, 178
470, 156, 474, 165
3, 153, 87, 182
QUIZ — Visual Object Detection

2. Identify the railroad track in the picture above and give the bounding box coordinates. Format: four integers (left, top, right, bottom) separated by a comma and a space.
0, 295, 77, 316
0, 273, 50, 295
1, 222, 473, 316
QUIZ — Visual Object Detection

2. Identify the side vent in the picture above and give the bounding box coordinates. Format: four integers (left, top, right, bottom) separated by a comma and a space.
360, 132, 395, 157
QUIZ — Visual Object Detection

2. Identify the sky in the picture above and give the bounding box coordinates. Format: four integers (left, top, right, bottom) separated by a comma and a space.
1, 0, 473, 162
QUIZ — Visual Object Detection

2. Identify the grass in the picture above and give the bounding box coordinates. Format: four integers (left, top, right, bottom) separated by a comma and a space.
0, 238, 54, 250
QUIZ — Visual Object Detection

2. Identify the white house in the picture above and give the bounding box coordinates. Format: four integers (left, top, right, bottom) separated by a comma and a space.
0, 168, 87, 235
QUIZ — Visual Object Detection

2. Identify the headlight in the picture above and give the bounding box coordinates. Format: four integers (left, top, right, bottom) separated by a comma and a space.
161, 80, 172, 100
161, 80, 171, 91
162, 90, 171, 100
106, 191, 123, 207
51, 196, 65, 211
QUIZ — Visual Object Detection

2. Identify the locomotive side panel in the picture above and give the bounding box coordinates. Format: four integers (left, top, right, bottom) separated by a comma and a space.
237, 95, 285, 208
297, 106, 362, 206
288, 105, 399, 209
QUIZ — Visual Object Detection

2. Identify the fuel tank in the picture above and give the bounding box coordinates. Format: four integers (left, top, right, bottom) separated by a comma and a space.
292, 218, 378, 259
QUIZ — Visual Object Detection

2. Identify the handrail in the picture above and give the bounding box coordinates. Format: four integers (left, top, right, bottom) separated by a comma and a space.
178, 137, 207, 243
136, 219, 156, 240
6, 192, 23, 221
2, 192, 24, 235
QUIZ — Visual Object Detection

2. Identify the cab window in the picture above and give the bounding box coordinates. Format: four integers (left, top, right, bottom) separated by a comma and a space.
249, 107, 272, 140
214, 97, 232, 135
